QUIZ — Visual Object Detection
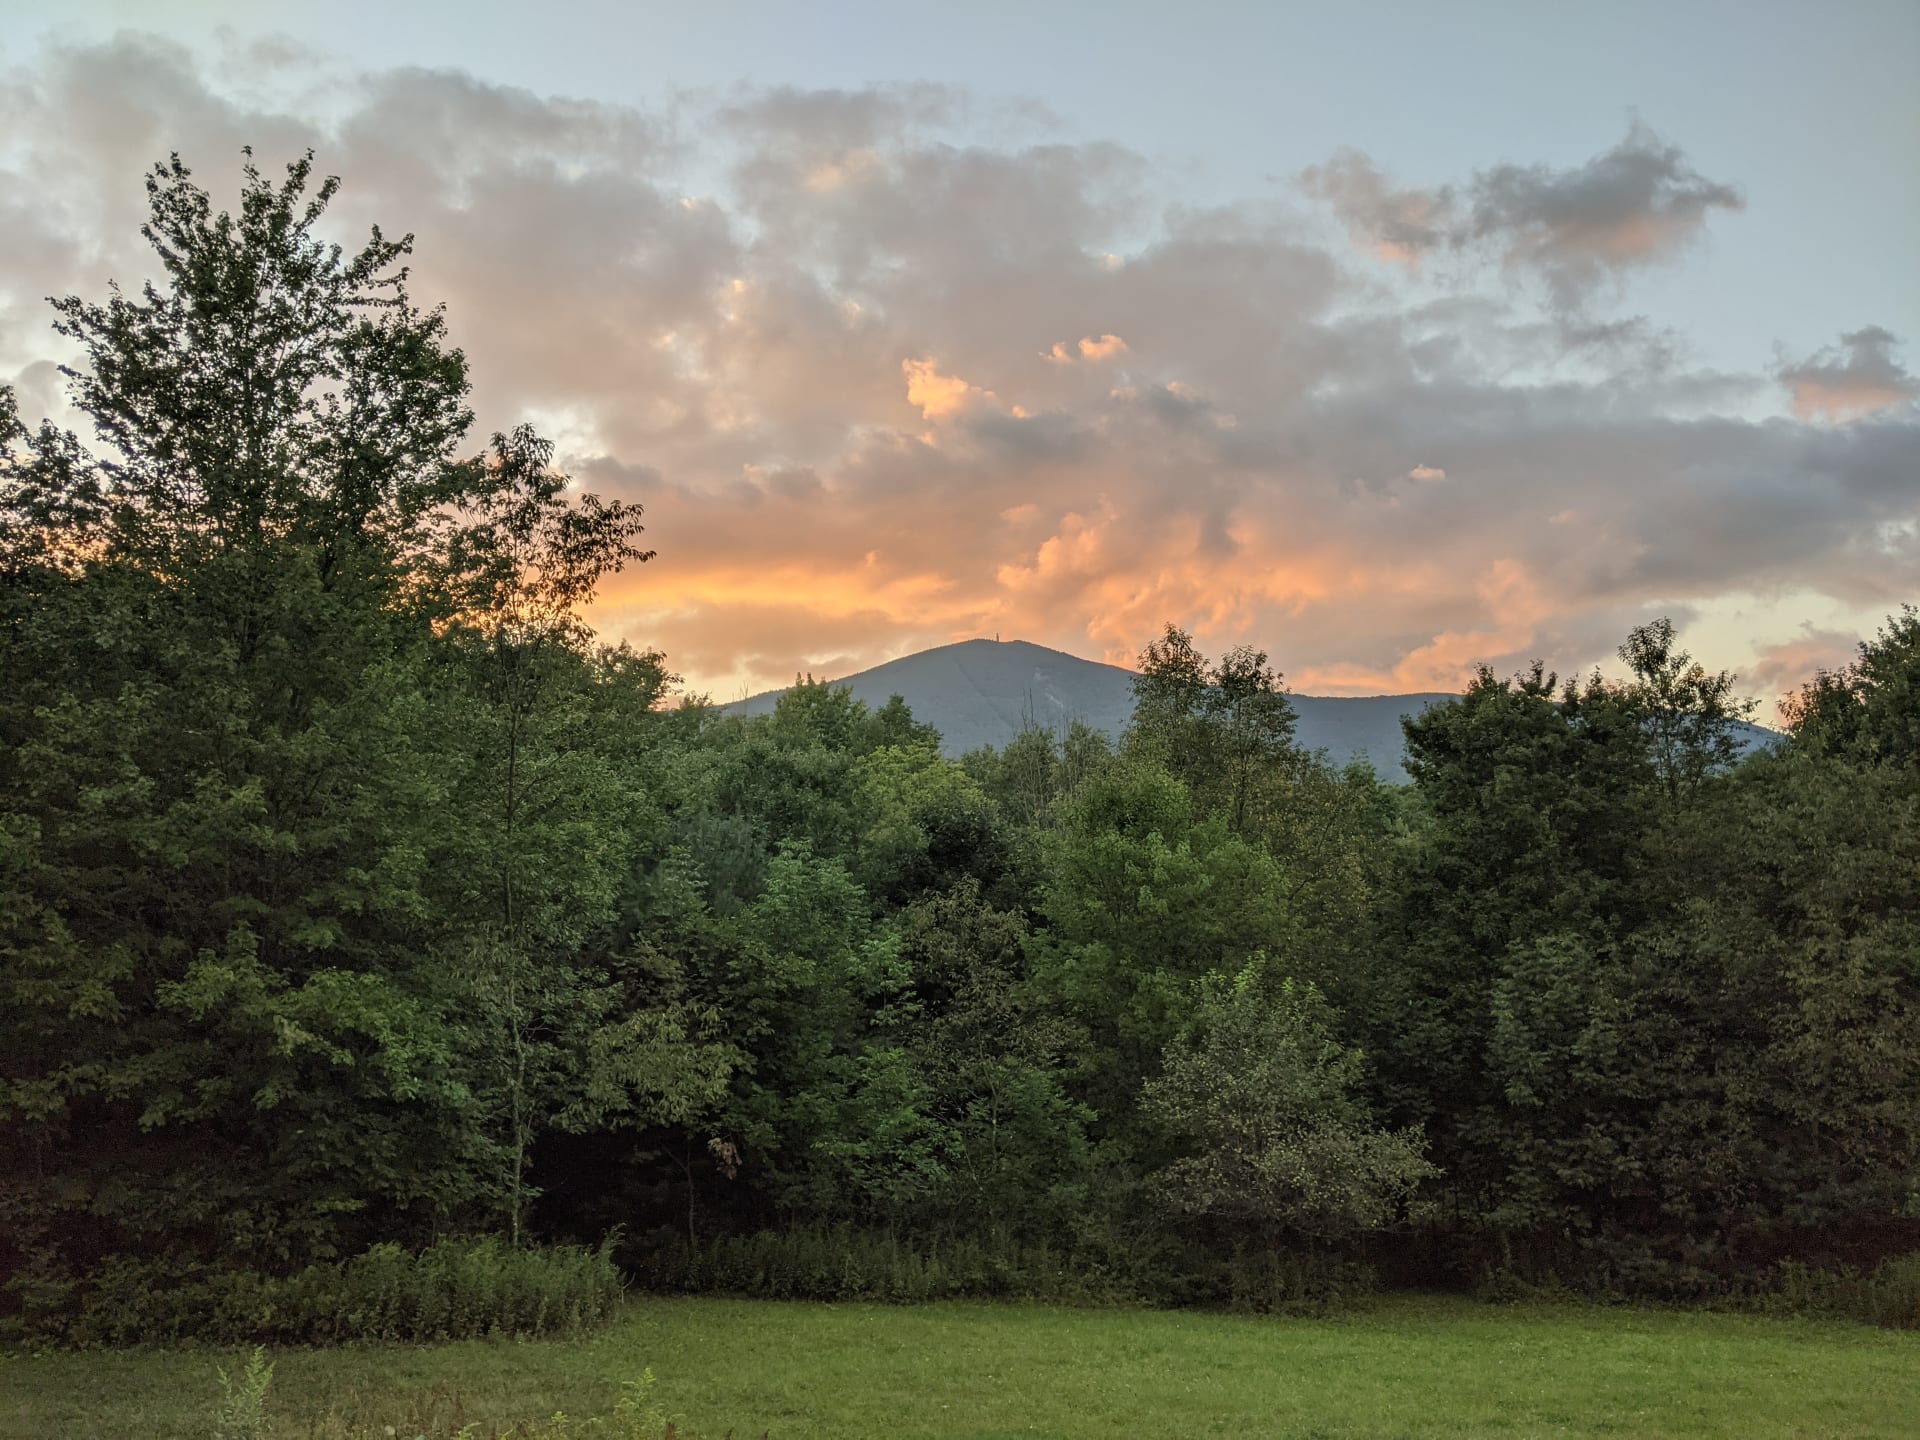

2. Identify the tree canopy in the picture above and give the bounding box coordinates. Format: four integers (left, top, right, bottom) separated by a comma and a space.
4, 152, 1915, 1340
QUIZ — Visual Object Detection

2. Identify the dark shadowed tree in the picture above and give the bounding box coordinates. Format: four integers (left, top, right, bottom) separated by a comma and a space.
1617, 618, 1756, 800
1782, 605, 1920, 769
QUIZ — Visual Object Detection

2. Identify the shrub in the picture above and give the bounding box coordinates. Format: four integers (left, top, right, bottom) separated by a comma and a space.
1223, 1246, 1378, 1316
1855, 1252, 1920, 1329
634, 1226, 1132, 1306
1713, 1254, 1920, 1330
7, 1235, 625, 1347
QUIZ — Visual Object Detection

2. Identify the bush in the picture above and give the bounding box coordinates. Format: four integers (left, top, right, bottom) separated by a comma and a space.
6, 1235, 625, 1347
1706, 1254, 1919, 1330
634, 1227, 1391, 1315
1223, 1246, 1378, 1316
1852, 1253, 1920, 1329
633, 1226, 1132, 1306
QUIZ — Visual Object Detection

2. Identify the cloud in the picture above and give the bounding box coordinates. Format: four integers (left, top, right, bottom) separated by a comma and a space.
1, 37, 1912, 704
902, 357, 988, 420
1302, 122, 1744, 309
1044, 333, 1129, 363
1747, 625, 1866, 721
1299, 150, 1450, 269
1465, 121, 1743, 308
1778, 326, 1919, 421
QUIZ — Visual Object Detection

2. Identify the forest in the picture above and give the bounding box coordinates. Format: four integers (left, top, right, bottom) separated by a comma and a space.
3, 153, 1916, 1347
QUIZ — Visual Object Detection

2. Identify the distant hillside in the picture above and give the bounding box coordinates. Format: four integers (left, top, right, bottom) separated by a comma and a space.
721, 638, 1460, 780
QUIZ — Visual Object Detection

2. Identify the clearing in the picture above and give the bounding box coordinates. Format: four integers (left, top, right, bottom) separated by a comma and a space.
3, 1294, 1914, 1438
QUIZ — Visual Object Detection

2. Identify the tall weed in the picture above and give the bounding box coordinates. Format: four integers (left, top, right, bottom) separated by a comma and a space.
16, 1235, 624, 1347
213, 1346, 274, 1440
636, 1226, 1131, 1305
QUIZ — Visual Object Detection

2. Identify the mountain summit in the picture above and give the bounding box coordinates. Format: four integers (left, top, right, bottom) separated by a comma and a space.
722, 638, 1459, 779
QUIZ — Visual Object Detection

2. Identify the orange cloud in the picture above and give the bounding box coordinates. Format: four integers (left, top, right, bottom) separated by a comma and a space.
1747, 626, 1862, 722
902, 356, 988, 419
4, 40, 1910, 715
1043, 334, 1129, 363
1291, 559, 1548, 694
1787, 380, 1912, 422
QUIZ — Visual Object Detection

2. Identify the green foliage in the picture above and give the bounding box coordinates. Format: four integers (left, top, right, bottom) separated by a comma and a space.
0, 151, 717, 1335
12, 1296, 1918, 1440
1143, 963, 1434, 1239
1222, 1246, 1380, 1316
635, 1226, 1129, 1305
508, 1369, 674, 1440
852, 741, 1006, 903
6, 1237, 623, 1348
213, 1347, 274, 1440
1749, 1257, 1920, 1331
1127, 624, 1298, 833
3, 151, 485, 1282
1618, 617, 1759, 800
894, 881, 1094, 1235
1858, 1253, 1920, 1330
1784, 603, 1920, 768
1027, 759, 1298, 1128
4, 142, 1914, 1340
1371, 631, 1920, 1292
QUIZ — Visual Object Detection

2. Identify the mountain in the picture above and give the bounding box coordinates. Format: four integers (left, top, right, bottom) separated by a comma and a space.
720, 638, 1460, 780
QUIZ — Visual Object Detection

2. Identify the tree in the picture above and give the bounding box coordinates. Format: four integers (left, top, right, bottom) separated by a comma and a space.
853, 740, 1007, 905
1617, 618, 1756, 800
431, 424, 655, 944
1029, 759, 1300, 1130
896, 880, 1092, 1234
1127, 625, 1298, 833
1, 152, 493, 1284
1369, 659, 1656, 1237
1621, 747, 1920, 1267
1142, 961, 1433, 1239
421, 426, 670, 1241
1783, 605, 1920, 769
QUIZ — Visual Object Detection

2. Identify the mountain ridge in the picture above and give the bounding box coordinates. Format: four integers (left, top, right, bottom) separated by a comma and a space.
719, 638, 1462, 780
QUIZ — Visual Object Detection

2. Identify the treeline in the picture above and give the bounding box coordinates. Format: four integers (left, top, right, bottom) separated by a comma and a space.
3, 156, 1917, 1343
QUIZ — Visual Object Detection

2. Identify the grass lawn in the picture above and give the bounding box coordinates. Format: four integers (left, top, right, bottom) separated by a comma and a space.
2, 1294, 1914, 1439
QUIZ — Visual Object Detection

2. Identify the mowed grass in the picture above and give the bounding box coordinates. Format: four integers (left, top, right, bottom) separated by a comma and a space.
3, 1295, 1914, 1439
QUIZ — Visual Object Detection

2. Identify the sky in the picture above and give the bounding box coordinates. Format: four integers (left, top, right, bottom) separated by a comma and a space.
1, 2, 1915, 712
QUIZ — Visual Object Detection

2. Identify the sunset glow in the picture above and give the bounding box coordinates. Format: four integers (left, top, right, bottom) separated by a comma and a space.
1, 20, 1914, 712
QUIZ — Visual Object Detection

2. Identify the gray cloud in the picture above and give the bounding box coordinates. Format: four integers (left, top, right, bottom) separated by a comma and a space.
1777, 326, 1919, 421
1301, 121, 1744, 310
1298, 150, 1451, 268
1, 36, 1911, 700
1466, 121, 1744, 308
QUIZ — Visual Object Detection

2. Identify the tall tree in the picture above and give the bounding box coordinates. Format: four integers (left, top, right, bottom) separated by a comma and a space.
1617, 618, 1756, 801
1127, 625, 1298, 834
1, 151, 490, 1284
1783, 605, 1920, 769
1369, 660, 1655, 1236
